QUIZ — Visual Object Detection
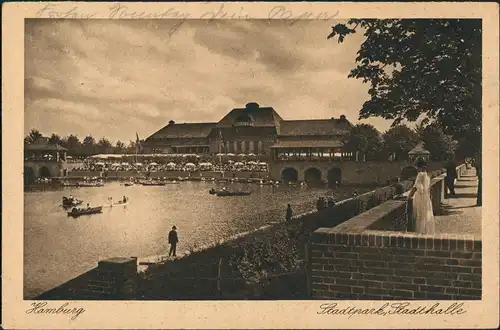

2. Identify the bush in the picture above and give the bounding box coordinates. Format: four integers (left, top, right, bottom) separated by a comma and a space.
228, 223, 302, 288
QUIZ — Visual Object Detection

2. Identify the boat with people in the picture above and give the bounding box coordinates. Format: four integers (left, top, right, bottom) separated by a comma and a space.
140, 181, 165, 186
105, 196, 130, 208
216, 190, 252, 197
124, 182, 135, 187
164, 180, 180, 184
67, 206, 103, 217
209, 187, 252, 196
62, 196, 83, 208
105, 201, 130, 208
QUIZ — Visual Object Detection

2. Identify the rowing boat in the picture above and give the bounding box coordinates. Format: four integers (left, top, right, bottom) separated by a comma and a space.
67, 206, 103, 217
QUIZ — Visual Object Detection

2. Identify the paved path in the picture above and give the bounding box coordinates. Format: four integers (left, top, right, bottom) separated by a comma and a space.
435, 168, 481, 238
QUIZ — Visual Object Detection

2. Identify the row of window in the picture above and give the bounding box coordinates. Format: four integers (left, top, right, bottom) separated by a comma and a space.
221, 140, 263, 154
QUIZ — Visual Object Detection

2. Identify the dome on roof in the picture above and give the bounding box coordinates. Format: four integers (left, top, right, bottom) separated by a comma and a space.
245, 102, 260, 109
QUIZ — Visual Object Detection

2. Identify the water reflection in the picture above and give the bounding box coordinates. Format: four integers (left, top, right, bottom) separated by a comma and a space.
24, 181, 359, 298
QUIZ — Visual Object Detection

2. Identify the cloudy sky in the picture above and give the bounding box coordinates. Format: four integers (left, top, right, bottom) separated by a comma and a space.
25, 19, 393, 143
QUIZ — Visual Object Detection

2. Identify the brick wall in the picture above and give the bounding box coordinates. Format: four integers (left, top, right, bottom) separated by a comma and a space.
310, 194, 482, 300
310, 231, 481, 300
37, 257, 138, 300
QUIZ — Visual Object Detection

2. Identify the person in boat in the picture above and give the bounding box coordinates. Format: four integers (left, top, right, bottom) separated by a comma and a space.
72, 207, 77, 213
122, 196, 127, 203
86, 203, 90, 209
168, 226, 179, 257
285, 204, 293, 221
222, 187, 228, 191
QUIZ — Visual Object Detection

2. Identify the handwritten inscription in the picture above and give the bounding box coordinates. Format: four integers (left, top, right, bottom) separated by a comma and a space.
35, 3, 339, 24
318, 302, 466, 318
36, 4, 98, 19
26, 302, 86, 320
268, 6, 340, 25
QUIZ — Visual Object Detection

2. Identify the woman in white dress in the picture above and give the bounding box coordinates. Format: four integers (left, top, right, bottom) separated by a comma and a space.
407, 157, 436, 234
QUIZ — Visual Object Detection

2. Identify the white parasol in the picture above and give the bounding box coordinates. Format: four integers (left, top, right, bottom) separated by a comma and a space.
149, 162, 158, 166
184, 162, 196, 167
234, 162, 244, 166
167, 162, 176, 167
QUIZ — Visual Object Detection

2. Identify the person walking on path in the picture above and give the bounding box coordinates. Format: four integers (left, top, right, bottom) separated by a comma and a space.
407, 157, 435, 235
444, 160, 458, 196
285, 204, 293, 221
168, 226, 179, 257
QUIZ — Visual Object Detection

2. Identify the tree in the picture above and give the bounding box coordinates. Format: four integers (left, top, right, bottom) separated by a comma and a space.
82, 135, 96, 155
343, 124, 384, 161
327, 19, 481, 154
96, 137, 113, 154
64, 135, 81, 155
115, 140, 125, 154
383, 124, 419, 161
420, 122, 458, 161
24, 129, 43, 144
125, 141, 136, 154
48, 133, 62, 145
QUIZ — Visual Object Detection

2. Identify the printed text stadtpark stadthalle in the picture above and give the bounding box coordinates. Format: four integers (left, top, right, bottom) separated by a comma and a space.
318, 302, 466, 318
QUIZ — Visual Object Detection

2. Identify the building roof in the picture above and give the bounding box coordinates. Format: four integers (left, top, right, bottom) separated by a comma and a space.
216, 103, 283, 127
270, 140, 344, 148
25, 143, 68, 151
146, 122, 216, 140
408, 142, 431, 155
279, 118, 352, 136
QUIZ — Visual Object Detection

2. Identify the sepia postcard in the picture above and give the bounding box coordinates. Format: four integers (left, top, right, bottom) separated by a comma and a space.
2, 1, 499, 329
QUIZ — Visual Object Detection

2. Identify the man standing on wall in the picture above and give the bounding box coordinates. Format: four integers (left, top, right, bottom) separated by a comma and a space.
168, 226, 179, 257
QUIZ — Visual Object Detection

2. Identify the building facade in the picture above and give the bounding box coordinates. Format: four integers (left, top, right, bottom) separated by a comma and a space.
143, 102, 353, 157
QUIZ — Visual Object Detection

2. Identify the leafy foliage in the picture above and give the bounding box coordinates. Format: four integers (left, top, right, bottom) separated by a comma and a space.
328, 19, 481, 154
48, 133, 62, 145
383, 124, 419, 160
24, 129, 138, 156
229, 224, 302, 286
343, 123, 384, 160
24, 129, 43, 144
420, 122, 458, 160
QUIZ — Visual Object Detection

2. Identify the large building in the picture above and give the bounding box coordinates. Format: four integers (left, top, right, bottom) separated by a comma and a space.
143, 102, 353, 157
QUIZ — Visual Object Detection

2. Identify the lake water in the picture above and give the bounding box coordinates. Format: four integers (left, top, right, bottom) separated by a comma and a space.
24, 181, 366, 298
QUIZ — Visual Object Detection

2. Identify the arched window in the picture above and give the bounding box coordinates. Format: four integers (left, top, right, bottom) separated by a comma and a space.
226, 141, 230, 153
233, 141, 238, 153
241, 141, 246, 153
249, 141, 255, 153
